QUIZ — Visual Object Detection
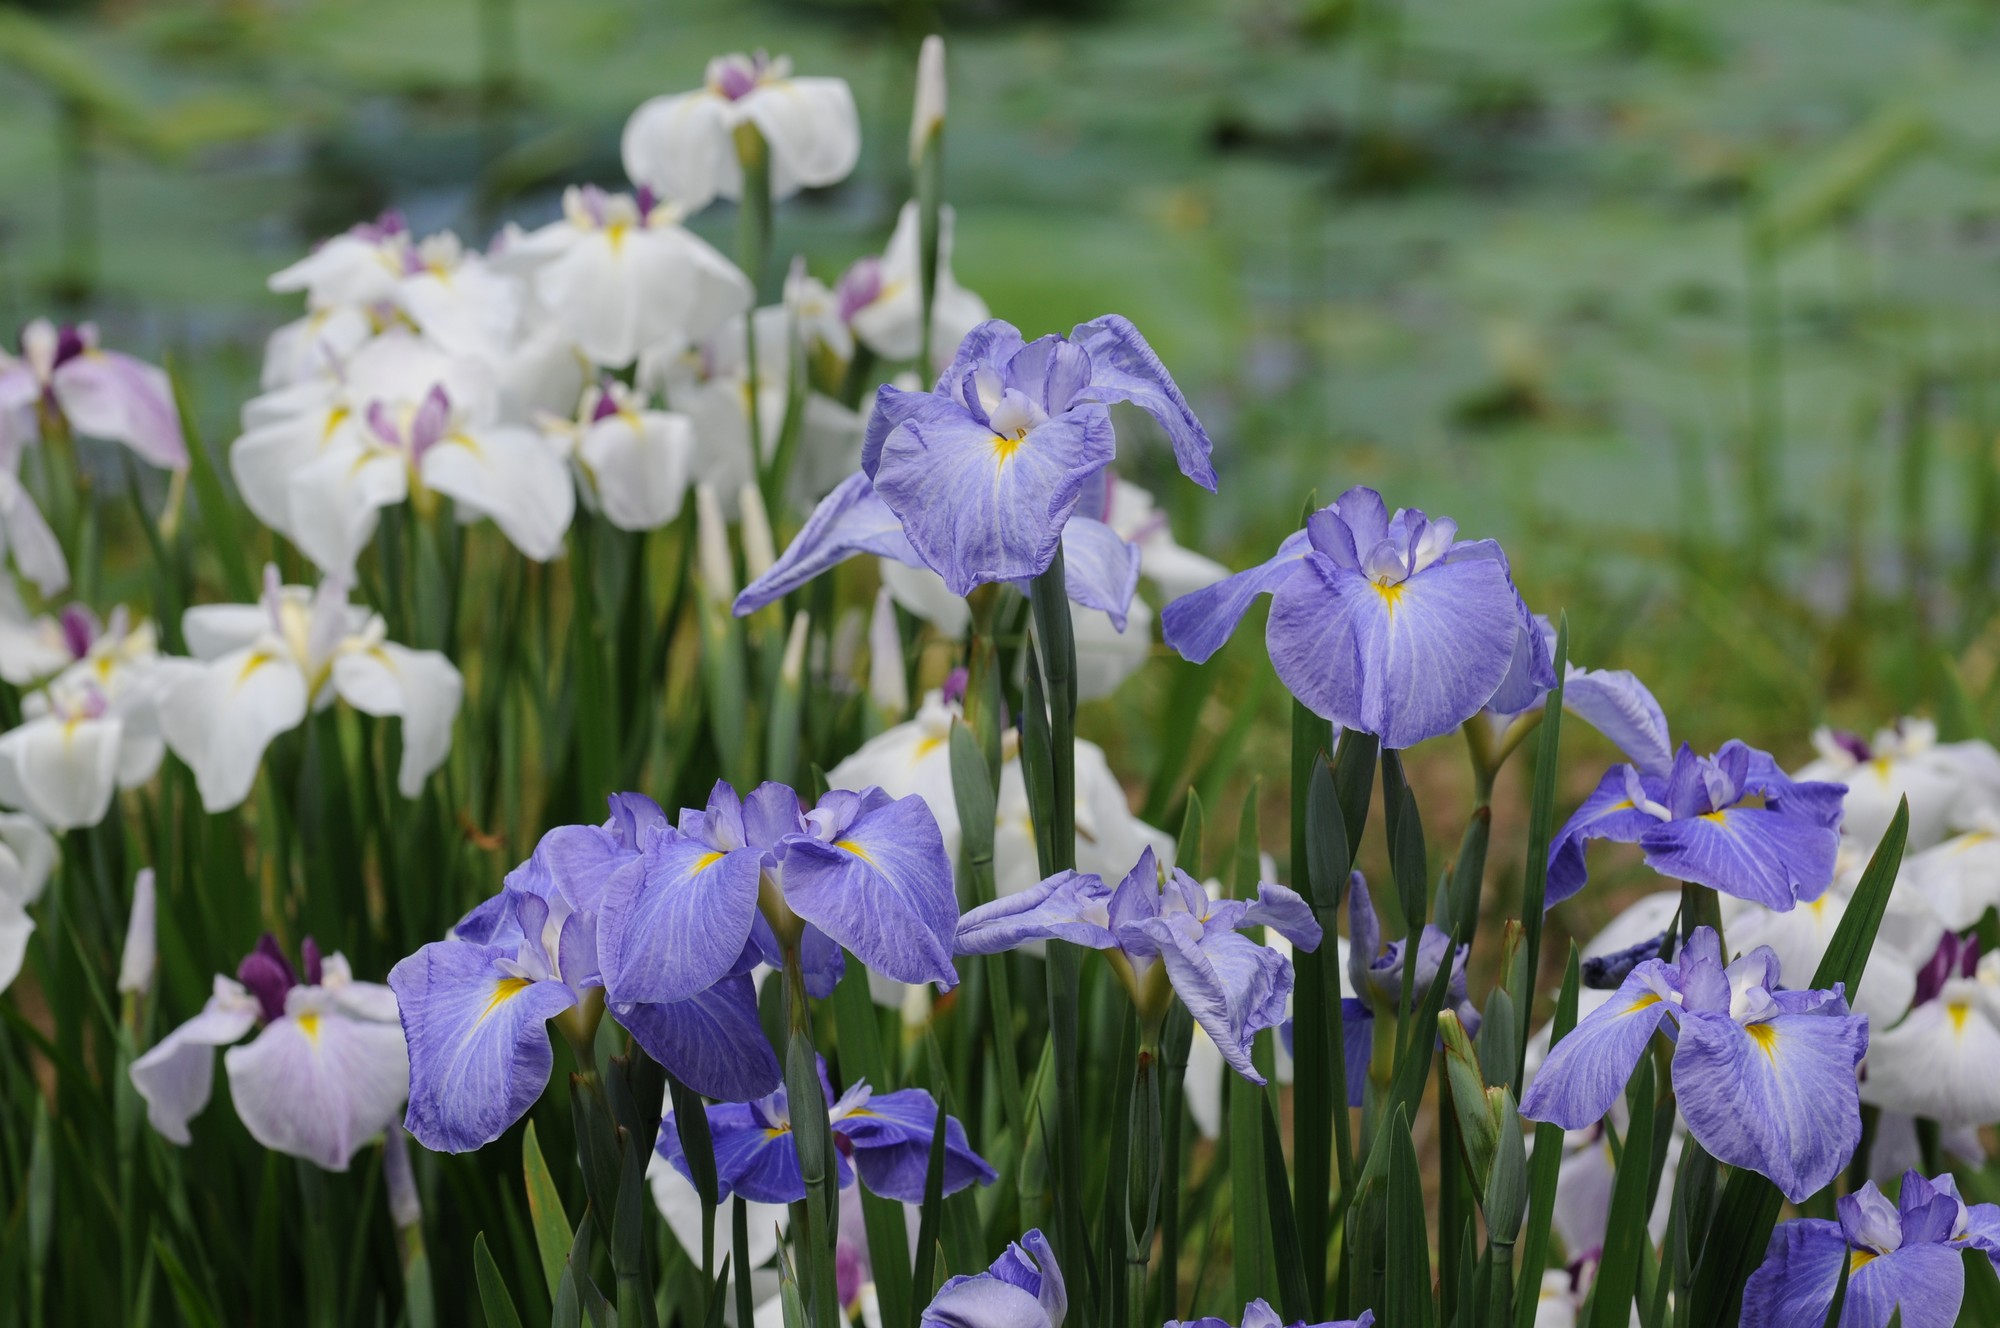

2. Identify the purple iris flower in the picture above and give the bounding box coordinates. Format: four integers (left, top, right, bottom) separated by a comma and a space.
388, 795, 780, 1153
595, 779, 961, 1013
0, 318, 188, 469
919, 1229, 1066, 1328
1160, 487, 1552, 750
954, 846, 1322, 1083
657, 1056, 995, 1205
1332, 873, 1480, 1107
1546, 740, 1846, 911
734, 470, 1142, 629
856, 315, 1212, 597
1165, 1300, 1375, 1328
1488, 612, 1677, 778
1743, 1170, 2000, 1328
1520, 926, 1868, 1203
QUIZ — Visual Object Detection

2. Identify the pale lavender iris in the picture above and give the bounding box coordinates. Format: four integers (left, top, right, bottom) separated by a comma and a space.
1160, 486, 1551, 750
129, 935, 408, 1171
920, 1229, 1066, 1328
1490, 612, 1676, 778
389, 794, 780, 1153
1743, 1170, 2000, 1328
1519, 926, 1867, 1203
0, 318, 187, 469
656, 1057, 995, 1204
955, 847, 1322, 1083
594, 779, 961, 1012
1165, 1300, 1376, 1328
1546, 740, 1846, 911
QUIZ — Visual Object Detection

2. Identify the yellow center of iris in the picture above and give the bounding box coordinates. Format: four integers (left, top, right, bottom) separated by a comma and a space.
692, 851, 726, 873
297, 1011, 320, 1043
481, 976, 533, 1022
1371, 580, 1404, 609
1700, 810, 1729, 825
1625, 992, 1663, 1014
1745, 1022, 1779, 1059
836, 840, 874, 864
992, 431, 1025, 463
1949, 1001, 1971, 1033
1850, 1248, 1877, 1273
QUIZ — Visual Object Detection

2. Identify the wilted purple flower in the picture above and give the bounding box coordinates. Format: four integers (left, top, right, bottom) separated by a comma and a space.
1335, 873, 1479, 1107
389, 796, 780, 1153
1161, 486, 1551, 750
955, 847, 1321, 1082
920, 1229, 1065, 1328
130, 935, 408, 1171
1547, 740, 1846, 911
1520, 926, 1867, 1203
657, 1056, 994, 1204
1743, 1170, 2000, 1328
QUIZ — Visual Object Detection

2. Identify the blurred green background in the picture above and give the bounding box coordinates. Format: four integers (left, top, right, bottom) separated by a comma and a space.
3, 0, 1999, 871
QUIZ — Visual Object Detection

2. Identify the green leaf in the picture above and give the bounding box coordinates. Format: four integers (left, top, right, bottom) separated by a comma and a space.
1513, 945, 1581, 1328
910, 1088, 953, 1328
1384, 1106, 1435, 1328
1261, 1093, 1312, 1325
151, 1235, 222, 1328
1178, 789, 1206, 884
523, 1122, 571, 1300
474, 1233, 527, 1328
1588, 1058, 1656, 1328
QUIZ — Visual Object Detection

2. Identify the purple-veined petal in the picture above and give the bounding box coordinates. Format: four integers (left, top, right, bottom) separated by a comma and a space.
1481, 584, 1556, 718
389, 941, 576, 1153
224, 990, 410, 1171
1159, 529, 1312, 666
1741, 1219, 1849, 1328
50, 351, 187, 469
735, 473, 926, 615
1564, 666, 1674, 778
837, 1087, 997, 1201
662, 1100, 808, 1204
1058, 517, 1141, 630
1671, 1007, 1867, 1203
778, 793, 959, 988
1242, 881, 1323, 951
1068, 315, 1216, 491
1518, 962, 1678, 1130
955, 870, 1117, 955
1843, 1243, 1965, 1328
1265, 550, 1520, 750
614, 973, 780, 1104
1545, 766, 1672, 909
598, 835, 761, 1005
871, 394, 1115, 596
129, 978, 261, 1144
1138, 919, 1292, 1084
1342, 997, 1373, 1108
1639, 807, 1840, 911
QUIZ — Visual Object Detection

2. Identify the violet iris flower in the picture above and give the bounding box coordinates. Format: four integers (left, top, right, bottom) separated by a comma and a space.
1546, 740, 1846, 911
954, 847, 1322, 1082
738, 315, 1210, 618
657, 1057, 994, 1204
0, 318, 187, 469
389, 795, 780, 1153
1743, 1170, 2000, 1328
130, 935, 408, 1171
1160, 487, 1552, 750
594, 779, 961, 1010
1334, 873, 1478, 1107
1519, 926, 1867, 1203
920, 1229, 1066, 1328
1166, 1301, 1375, 1328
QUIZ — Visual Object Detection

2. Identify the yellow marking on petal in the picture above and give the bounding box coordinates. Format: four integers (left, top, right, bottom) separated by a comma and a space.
320, 407, 350, 447
1850, 1248, 1877, 1273
1807, 895, 1828, 917
297, 1011, 320, 1043
1745, 1022, 1780, 1060
447, 432, 484, 459
1625, 993, 1663, 1014
836, 839, 875, 864
914, 736, 944, 759
1954, 832, 1993, 854
1870, 757, 1893, 778
1950, 1000, 1972, 1034
1605, 799, 1634, 812
480, 976, 533, 1023
236, 650, 276, 687
607, 222, 629, 252
94, 655, 113, 680
692, 851, 727, 873
1700, 810, 1729, 825
764, 1124, 792, 1139
1371, 580, 1405, 610
991, 432, 1024, 464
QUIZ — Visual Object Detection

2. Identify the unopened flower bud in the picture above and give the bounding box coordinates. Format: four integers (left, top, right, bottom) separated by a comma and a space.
910, 36, 946, 168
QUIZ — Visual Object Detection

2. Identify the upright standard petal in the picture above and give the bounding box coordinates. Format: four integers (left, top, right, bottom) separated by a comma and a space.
1518, 963, 1678, 1130
1265, 551, 1519, 749
389, 941, 576, 1153
1159, 530, 1311, 666
1069, 315, 1216, 491
1672, 1005, 1867, 1203
870, 395, 1116, 595
224, 989, 411, 1171
779, 791, 959, 988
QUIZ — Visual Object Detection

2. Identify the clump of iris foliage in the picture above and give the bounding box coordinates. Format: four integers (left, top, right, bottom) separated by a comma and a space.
6, 25, 2000, 1328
